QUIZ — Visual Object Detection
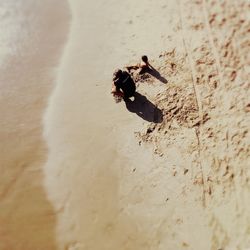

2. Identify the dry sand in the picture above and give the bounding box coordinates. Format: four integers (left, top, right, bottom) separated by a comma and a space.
1, 0, 250, 249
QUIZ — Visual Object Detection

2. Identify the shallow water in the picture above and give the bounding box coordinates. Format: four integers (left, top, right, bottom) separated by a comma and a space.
0, 0, 70, 249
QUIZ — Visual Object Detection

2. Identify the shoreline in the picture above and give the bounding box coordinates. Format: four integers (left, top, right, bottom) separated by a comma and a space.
42, 0, 209, 249
1, 0, 249, 249
0, 0, 71, 249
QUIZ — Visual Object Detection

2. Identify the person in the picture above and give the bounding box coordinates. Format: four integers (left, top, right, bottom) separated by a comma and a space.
126, 55, 168, 83
111, 69, 136, 100
126, 55, 152, 74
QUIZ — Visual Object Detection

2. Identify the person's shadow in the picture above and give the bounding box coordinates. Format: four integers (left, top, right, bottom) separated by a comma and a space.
140, 65, 168, 84
125, 92, 163, 123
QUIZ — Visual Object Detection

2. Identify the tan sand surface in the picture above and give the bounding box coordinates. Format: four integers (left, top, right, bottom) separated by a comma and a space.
0, 0, 70, 249
1, 0, 249, 249
43, 0, 250, 250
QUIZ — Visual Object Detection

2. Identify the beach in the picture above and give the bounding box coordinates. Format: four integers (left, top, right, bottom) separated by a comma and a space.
0, 0, 70, 248
1, 0, 250, 249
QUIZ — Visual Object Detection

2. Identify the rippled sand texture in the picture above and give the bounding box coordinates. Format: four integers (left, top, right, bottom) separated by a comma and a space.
1, 0, 249, 249
0, 1, 70, 249
44, 0, 249, 249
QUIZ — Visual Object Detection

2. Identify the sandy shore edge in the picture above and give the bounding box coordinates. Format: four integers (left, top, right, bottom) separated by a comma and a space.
0, 1, 71, 249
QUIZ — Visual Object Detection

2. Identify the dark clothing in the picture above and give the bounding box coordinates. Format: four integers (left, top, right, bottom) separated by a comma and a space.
114, 71, 136, 99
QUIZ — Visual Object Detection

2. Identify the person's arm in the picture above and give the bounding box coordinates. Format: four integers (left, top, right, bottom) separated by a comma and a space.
125, 64, 140, 72
111, 81, 124, 97
111, 81, 117, 93
147, 62, 154, 70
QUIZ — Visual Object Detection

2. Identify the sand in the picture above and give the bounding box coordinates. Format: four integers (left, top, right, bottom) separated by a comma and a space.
0, 0, 70, 249
1, 0, 249, 249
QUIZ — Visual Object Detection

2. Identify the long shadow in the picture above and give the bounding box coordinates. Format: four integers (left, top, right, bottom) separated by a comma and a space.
140, 65, 168, 84
125, 92, 163, 123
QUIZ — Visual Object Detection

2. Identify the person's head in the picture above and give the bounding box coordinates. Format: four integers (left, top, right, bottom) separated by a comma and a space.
113, 69, 122, 80
141, 55, 148, 63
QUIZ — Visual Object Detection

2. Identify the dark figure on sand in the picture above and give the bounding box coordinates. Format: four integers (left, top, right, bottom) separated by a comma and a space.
111, 69, 136, 100
127, 55, 168, 83
111, 55, 167, 102
111, 55, 150, 101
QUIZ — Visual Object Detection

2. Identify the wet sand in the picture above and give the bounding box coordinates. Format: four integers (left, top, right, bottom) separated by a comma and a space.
1, 0, 249, 249
0, 0, 70, 249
